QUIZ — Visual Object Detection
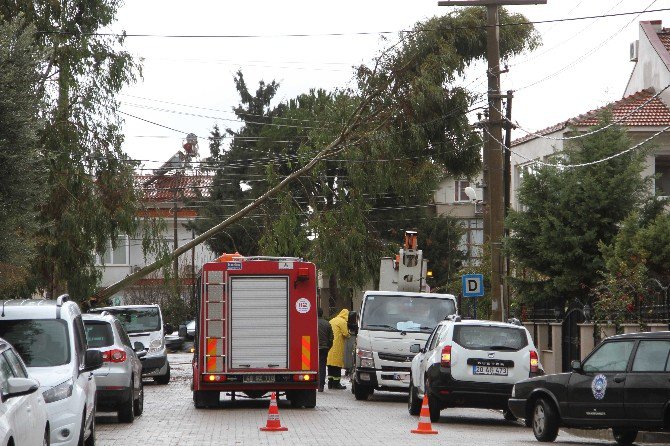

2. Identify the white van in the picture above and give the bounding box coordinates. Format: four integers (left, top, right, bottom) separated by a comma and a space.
0, 295, 103, 445
90, 304, 170, 384
351, 291, 457, 400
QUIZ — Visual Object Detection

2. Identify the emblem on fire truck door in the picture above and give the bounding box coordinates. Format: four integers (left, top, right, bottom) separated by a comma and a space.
591, 374, 607, 400
296, 298, 311, 314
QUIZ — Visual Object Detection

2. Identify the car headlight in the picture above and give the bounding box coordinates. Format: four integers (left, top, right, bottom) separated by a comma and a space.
43, 379, 73, 403
149, 338, 163, 353
356, 348, 375, 368
511, 385, 516, 398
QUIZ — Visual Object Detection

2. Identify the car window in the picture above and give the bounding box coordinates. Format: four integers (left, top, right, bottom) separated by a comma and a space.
0, 355, 13, 393
3, 349, 27, 378
424, 326, 439, 351
631, 340, 670, 372
115, 321, 133, 348
73, 316, 88, 367
0, 319, 71, 367
453, 325, 529, 351
84, 321, 114, 348
95, 307, 161, 334
429, 325, 446, 351
583, 340, 635, 373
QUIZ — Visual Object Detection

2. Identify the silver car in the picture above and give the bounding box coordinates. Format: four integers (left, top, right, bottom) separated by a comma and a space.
82, 313, 145, 423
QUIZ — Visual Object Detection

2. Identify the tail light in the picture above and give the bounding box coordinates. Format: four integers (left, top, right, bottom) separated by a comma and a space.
293, 374, 314, 382
441, 345, 452, 367
530, 350, 539, 373
206, 374, 226, 382
102, 349, 127, 363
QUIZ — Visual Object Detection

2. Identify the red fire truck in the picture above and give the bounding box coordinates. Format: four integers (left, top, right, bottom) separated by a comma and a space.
192, 254, 319, 408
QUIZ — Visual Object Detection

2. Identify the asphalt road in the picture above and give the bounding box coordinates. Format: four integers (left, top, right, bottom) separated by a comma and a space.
94, 353, 626, 446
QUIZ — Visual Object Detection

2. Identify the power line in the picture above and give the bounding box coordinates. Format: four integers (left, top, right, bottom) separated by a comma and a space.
34, 8, 670, 39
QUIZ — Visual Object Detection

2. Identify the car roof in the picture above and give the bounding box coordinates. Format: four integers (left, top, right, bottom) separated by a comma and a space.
363, 291, 457, 300
0, 299, 80, 320
82, 313, 115, 323
607, 331, 670, 341
91, 304, 159, 311
442, 319, 527, 329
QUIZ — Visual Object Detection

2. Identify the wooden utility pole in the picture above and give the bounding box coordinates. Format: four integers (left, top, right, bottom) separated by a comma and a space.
438, 0, 545, 321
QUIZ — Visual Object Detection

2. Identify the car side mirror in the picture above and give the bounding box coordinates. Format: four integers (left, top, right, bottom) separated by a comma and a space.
2, 377, 39, 401
83, 349, 103, 372
164, 323, 174, 334
133, 342, 147, 359
571, 360, 583, 373
178, 324, 188, 339
410, 344, 422, 354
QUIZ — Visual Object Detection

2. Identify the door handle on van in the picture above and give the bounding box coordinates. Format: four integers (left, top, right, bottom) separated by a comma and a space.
614, 375, 625, 383
268, 364, 279, 368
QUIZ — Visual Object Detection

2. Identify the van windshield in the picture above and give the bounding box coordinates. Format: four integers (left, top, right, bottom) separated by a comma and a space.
361, 294, 456, 333
95, 308, 161, 334
0, 320, 70, 367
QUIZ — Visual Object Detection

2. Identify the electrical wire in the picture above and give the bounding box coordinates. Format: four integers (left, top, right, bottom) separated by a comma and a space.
34, 8, 670, 39
483, 125, 670, 169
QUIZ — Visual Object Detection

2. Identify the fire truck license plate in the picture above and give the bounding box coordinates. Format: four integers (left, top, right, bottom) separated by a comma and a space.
243, 374, 275, 383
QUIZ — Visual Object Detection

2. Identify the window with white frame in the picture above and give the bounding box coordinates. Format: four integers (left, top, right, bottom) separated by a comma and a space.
454, 180, 470, 202
458, 219, 484, 263
96, 235, 129, 266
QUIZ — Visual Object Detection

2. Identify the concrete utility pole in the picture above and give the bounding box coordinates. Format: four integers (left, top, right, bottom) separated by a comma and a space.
438, 0, 546, 321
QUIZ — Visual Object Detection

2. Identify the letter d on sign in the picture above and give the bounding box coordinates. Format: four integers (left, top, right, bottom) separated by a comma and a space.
468, 279, 478, 292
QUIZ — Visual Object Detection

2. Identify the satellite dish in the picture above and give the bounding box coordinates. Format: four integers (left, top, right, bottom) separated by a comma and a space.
464, 186, 477, 201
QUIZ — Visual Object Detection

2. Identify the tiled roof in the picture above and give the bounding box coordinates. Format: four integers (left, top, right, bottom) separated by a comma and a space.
136, 174, 213, 202
658, 30, 670, 54
512, 88, 670, 146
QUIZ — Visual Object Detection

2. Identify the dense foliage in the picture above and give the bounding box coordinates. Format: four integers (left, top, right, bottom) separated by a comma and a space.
506, 115, 648, 307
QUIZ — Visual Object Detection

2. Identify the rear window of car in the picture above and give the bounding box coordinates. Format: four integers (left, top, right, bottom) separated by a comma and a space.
0, 319, 71, 367
84, 321, 114, 348
453, 325, 528, 351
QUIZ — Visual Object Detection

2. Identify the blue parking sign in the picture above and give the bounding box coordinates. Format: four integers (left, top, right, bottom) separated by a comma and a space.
462, 274, 484, 297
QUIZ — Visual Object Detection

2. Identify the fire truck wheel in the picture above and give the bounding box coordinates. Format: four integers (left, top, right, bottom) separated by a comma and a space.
353, 381, 373, 401
193, 390, 219, 408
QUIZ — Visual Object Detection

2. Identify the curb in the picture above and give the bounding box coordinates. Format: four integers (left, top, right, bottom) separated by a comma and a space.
564, 428, 670, 443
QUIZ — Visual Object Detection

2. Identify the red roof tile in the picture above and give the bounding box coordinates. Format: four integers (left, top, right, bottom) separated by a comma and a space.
512, 89, 670, 146
136, 174, 213, 202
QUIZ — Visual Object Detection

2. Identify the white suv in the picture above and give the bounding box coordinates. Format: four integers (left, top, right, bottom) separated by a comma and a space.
0, 295, 103, 445
409, 317, 542, 422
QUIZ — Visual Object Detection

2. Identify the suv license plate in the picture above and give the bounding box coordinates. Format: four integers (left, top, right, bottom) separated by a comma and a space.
473, 365, 508, 376
243, 374, 275, 383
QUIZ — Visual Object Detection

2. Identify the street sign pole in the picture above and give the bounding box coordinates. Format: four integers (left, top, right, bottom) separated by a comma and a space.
438, 0, 546, 321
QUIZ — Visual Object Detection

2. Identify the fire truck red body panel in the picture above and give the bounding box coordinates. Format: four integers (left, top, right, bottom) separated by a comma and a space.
192, 257, 318, 406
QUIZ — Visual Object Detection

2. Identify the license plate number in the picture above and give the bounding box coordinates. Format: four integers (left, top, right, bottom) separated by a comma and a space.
473, 365, 508, 376
243, 374, 275, 383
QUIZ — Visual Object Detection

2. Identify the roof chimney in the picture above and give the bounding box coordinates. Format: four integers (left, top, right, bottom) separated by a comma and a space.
650, 20, 663, 33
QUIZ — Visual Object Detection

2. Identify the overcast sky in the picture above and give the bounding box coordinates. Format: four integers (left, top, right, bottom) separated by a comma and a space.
112, 0, 670, 171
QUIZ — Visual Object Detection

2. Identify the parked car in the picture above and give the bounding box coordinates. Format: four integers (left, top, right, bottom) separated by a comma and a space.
0, 337, 50, 445
83, 313, 146, 423
90, 304, 170, 384
409, 316, 542, 422
509, 331, 670, 445
186, 320, 195, 339
0, 295, 102, 445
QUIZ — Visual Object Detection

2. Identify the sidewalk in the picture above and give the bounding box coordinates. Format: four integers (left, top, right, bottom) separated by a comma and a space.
564, 428, 670, 444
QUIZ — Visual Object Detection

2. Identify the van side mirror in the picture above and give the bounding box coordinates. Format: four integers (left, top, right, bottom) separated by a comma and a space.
571, 360, 582, 372
410, 344, 422, 354
83, 349, 103, 372
178, 324, 188, 339
133, 342, 147, 359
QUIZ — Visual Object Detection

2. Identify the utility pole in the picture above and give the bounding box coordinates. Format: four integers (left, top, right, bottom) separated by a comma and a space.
438, 0, 546, 321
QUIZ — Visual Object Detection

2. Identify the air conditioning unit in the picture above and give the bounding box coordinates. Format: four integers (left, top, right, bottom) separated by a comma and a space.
630, 40, 639, 62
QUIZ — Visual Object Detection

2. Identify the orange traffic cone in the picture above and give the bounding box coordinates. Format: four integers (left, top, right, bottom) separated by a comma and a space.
411, 394, 438, 435
260, 392, 288, 432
